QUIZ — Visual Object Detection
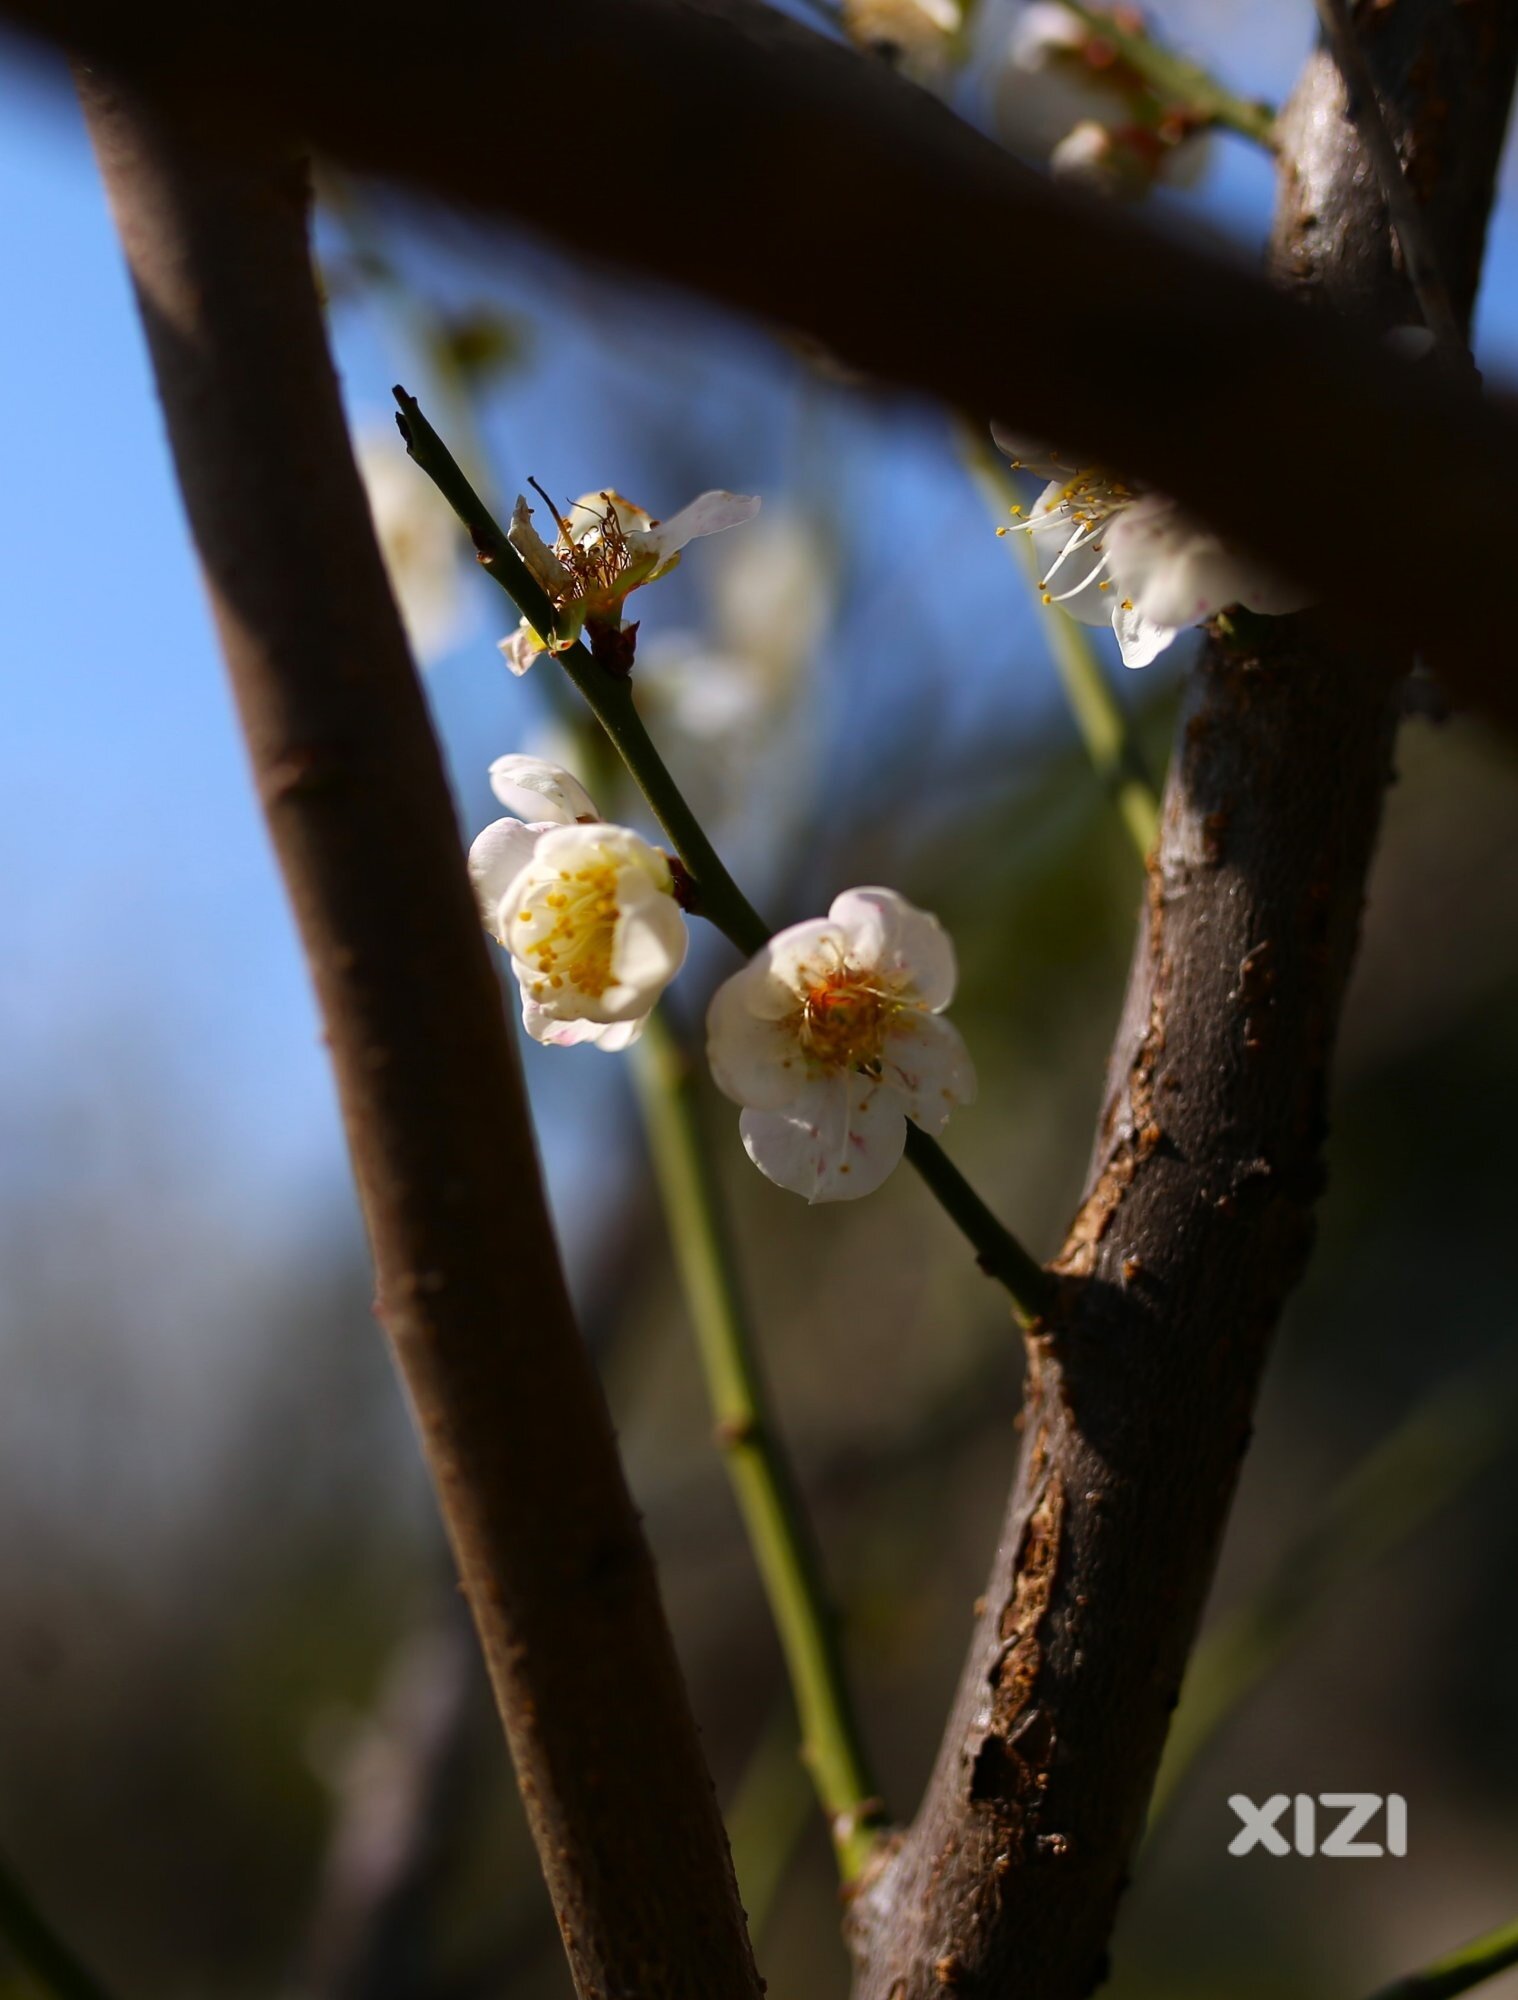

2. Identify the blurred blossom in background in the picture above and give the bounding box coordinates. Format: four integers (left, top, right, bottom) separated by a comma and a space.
4, 5, 1518, 1996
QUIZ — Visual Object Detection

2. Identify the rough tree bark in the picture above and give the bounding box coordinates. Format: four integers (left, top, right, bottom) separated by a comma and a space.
77, 73, 763, 2000
849, 7, 1517, 1995
7, 0, 1518, 727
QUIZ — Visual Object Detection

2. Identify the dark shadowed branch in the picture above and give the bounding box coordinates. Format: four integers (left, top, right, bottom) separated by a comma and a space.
4, 0, 1518, 724
75, 71, 761, 2000
847, 9, 1517, 1995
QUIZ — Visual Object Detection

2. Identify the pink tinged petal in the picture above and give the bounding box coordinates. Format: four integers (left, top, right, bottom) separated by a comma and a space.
1233, 566, 1315, 617
827, 887, 957, 1010
507, 497, 571, 596
519, 994, 647, 1050
707, 970, 810, 1111
878, 1012, 977, 1134
634, 491, 762, 571
499, 623, 545, 677
488, 754, 598, 825
739, 1072, 907, 1204
569, 489, 653, 541
609, 871, 689, 1005
467, 818, 543, 940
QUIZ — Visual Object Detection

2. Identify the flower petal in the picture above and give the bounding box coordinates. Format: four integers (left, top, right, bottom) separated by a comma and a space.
569, 489, 653, 542
467, 817, 542, 940
521, 993, 647, 1050
740, 1071, 906, 1203
610, 869, 689, 1001
1110, 598, 1179, 670
707, 966, 810, 1111
827, 887, 957, 1010
878, 1012, 977, 1133
756, 918, 854, 1006
507, 497, 571, 596
488, 754, 598, 825
499, 623, 545, 677
633, 491, 761, 571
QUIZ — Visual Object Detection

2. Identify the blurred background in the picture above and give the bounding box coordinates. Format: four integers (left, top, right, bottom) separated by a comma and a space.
2, 2, 1517, 1994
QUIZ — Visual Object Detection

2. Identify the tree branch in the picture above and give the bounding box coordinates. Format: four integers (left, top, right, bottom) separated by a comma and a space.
848, 8, 1517, 1994
5, 0, 1518, 724
74, 71, 761, 2000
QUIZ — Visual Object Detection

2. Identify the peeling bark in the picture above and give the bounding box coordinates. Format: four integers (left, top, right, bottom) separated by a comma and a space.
850, 7, 1517, 1995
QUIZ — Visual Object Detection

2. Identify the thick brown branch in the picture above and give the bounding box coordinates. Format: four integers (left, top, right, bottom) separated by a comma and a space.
5, 0, 1518, 726
75, 72, 761, 2000
849, 7, 1517, 1995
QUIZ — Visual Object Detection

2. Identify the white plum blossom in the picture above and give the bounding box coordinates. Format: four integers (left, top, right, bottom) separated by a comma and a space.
356, 426, 473, 663
707, 888, 976, 1203
990, 3, 1210, 195
468, 756, 687, 1051
499, 487, 760, 675
993, 427, 1311, 668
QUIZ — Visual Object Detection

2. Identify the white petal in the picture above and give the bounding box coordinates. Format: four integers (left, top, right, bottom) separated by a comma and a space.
1111, 599, 1179, 670
1233, 566, 1315, 617
739, 1072, 906, 1203
878, 1012, 977, 1133
507, 497, 571, 596
467, 818, 542, 940
633, 491, 761, 570
609, 870, 689, 1004
989, 426, 1086, 481
488, 754, 598, 825
706, 966, 809, 1111
827, 887, 957, 1010
499, 623, 544, 677
520, 993, 647, 1050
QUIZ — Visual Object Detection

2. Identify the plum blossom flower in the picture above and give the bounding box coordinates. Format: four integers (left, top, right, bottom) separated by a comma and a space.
707, 888, 976, 1203
499, 487, 760, 675
992, 427, 1311, 668
468, 755, 687, 1051
991, 3, 1210, 196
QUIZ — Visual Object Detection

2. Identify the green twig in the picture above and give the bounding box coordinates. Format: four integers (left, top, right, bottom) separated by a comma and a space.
1059, 2, 1276, 147
1149, 1358, 1517, 1828
0, 1848, 116, 2000
1361, 1917, 1518, 2000
394, 386, 1052, 1323
959, 423, 1161, 863
632, 1010, 885, 1881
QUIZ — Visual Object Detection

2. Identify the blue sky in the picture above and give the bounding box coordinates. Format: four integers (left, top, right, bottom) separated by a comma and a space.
3, 14, 1516, 1243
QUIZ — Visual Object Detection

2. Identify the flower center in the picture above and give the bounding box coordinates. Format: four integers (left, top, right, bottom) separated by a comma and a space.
797, 968, 897, 1071
517, 860, 622, 1000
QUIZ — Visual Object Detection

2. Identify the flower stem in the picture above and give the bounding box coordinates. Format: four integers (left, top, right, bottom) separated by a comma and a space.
1058, 2, 1277, 147
1361, 1918, 1518, 2000
393, 387, 1051, 1318
0, 1847, 116, 2000
958, 423, 1161, 864
631, 1009, 886, 1881
903, 1123, 1056, 1319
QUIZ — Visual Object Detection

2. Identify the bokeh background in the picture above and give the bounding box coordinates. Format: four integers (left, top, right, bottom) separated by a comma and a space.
3, 3, 1517, 1994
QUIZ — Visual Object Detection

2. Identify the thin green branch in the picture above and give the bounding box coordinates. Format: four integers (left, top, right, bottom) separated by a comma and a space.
959, 423, 1160, 863
1059, 2, 1276, 147
0, 1848, 116, 2000
394, 386, 1052, 1324
1362, 1917, 1518, 2000
632, 1009, 885, 1881
1149, 1359, 1517, 1828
